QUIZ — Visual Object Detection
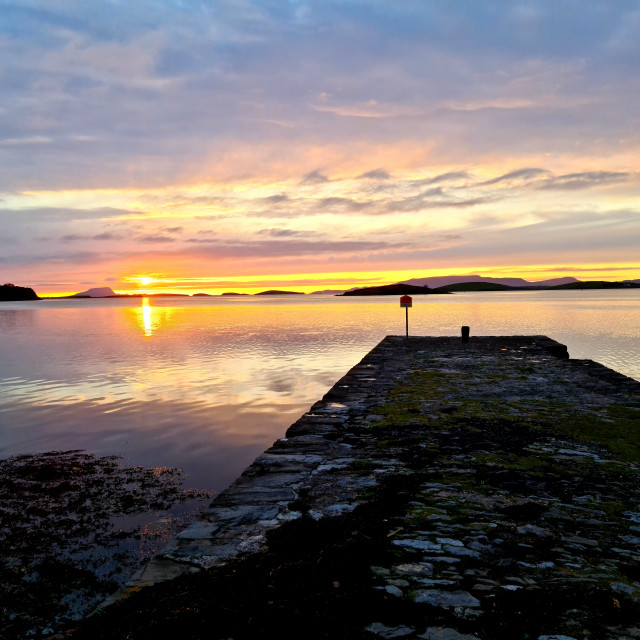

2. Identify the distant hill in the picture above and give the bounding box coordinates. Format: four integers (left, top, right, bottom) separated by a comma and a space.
552, 281, 640, 290
310, 289, 347, 295
72, 287, 116, 298
340, 284, 434, 296
254, 290, 305, 295
0, 283, 39, 301
220, 292, 250, 296
401, 275, 579, 288
432, 282, 513, 292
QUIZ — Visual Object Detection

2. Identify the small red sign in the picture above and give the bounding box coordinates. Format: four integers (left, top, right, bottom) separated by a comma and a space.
400, 295, 412, 308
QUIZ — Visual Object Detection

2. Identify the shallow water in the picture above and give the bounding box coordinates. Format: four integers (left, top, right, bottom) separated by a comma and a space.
1, 290, 639, 493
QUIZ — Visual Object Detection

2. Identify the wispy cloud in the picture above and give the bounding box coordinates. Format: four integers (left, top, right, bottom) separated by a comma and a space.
480, 168, 551, 186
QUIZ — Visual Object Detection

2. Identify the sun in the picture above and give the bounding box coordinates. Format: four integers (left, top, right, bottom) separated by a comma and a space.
139, 277, 154, 286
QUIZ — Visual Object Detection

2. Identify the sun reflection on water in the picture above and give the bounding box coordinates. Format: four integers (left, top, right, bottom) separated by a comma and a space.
140, 297, 153, 336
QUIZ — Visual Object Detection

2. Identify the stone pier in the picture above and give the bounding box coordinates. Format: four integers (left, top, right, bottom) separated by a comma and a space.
75, 335, 640, 640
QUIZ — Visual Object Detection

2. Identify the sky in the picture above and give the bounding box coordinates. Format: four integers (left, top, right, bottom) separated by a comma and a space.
1, 0, 639, 295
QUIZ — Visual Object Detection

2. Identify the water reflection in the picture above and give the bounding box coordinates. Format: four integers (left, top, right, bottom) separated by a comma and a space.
0, 291, 639, 494
141, 297, 153, 336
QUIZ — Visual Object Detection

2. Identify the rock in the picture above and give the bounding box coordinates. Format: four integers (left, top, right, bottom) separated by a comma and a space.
365, 622, 415, 638
414, 590, 480, 608
517, 524, 553, 537
394, 563, 434, 576
437, 537, 464, 546
611, 582, 636, 595
419, 627, 479, 640
387, 579, 410, 588
562, 536, 599, 547
392, 538, 442, 552
176, 522, 220, 539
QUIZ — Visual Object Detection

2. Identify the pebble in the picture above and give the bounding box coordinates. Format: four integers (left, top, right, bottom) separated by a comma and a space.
365, 622, 415, 638
392, 539, 442, 552
419, 628, 478, 640
394, 563, 433, 576
517, 524, 553, 538
414, 590, 480, 608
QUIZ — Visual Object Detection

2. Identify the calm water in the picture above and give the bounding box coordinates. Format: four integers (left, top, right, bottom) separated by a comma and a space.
1, 290, 639, 493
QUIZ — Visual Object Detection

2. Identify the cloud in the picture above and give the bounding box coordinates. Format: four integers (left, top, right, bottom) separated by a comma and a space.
137, 234, 176, 243
0, 136, 54, 146
478, 168, 634, 191
185, 239, 405, 259
313, 101, 424, 119
300, 170, 329, 185
0, 207, 135, 221
260, 194, 289, 204
94, 232, 121, 240
480, 168, 551, 186
318, 197, 373, 212
417, 171, 472, 186
358, 169, 390, 180
386, 189, 494, 213
257, 228, 305, 238
536, 171, 632, 190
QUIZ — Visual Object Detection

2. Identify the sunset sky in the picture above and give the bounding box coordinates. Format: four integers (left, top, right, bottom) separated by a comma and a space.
2, 1, 639, 295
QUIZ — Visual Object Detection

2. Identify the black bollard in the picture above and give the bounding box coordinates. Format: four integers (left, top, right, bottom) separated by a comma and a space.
461, 326, 470, 343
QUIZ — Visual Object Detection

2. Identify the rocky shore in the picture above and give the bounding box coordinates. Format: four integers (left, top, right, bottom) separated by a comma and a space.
68, 335, 640, 639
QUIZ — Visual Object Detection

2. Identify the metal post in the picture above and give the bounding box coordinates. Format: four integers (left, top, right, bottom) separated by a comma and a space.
406, 307, 409, 337
461, 326, 470, 343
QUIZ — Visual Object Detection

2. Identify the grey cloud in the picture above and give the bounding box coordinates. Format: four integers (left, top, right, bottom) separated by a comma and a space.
60, 231, 121, 242
480, 168, 551, 186
137, 234, 176, 243
318, 197, 373, 212
417, 171, 472, 186
386, 190, 493, 213
300, 170, 329, 185
421, 187, 446, 198
423, 208, 640, 262
260, 194, 289, 204
5, 250, 104, 265
537, 171, 632, 190
186, 239, 404, 259
358, 169, 390, 180
163, 226, 183, 233
1, 207, 135, 221
257, 228, 305, 237
94, 232, 121, 240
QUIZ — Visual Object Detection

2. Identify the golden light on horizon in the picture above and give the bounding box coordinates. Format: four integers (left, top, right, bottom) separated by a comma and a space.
139, 277, 154, 286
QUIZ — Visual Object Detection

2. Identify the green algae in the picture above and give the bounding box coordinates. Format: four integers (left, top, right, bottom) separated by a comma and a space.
372, 361, 640, 465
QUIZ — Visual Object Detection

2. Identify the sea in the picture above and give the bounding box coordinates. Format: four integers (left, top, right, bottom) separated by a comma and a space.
1, 289, 639, 494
